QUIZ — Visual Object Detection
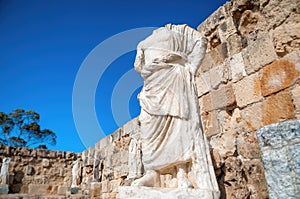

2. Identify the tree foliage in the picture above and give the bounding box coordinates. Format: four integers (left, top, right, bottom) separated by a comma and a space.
0, 109, 56, 148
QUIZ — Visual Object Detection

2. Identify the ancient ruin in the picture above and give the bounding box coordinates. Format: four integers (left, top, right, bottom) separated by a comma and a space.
0, 0, 299, 198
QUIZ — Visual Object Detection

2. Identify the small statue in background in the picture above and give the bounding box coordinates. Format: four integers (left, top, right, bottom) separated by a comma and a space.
0, 157, 11, 185
71, 159, 81, 188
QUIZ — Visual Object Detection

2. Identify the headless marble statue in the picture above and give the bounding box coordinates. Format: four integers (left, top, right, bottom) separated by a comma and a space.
129, 24, 219, 198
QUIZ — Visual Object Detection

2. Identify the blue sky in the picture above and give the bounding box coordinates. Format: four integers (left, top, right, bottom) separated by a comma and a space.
0, 0, 227, 152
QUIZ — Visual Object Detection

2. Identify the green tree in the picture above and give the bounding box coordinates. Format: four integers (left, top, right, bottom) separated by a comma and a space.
0, 109, 56, 148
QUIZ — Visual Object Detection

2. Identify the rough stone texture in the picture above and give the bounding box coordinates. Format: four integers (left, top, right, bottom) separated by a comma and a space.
291, 85, 300, 118
241, 102, 263, 132
242, 33, 277, 75
211, 83, 236, 111
229, 53, 247, 83
256, 119, 300, 199
196, 71, 211, 97
261, 60, 299, 96
233, 72, 263, 108
201, 111, 220, 138
262, 91, 295, 126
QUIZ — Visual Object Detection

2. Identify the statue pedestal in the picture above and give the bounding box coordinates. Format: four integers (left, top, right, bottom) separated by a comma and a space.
118, 186, 220, 199
0, 185, 8, 194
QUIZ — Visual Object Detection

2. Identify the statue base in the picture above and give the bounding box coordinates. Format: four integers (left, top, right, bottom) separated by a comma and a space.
0, 185, 8, 194
118, 186, 220, 199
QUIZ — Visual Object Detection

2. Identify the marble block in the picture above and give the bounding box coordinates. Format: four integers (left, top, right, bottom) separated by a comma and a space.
118, 186, 220, 199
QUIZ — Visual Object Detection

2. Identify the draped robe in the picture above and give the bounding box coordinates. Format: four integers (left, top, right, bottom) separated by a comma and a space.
134, 24, 219, 192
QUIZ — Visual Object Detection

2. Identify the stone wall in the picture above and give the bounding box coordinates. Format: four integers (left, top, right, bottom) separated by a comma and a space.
0, 0, 299, 198
196, 0, 299, 198
0, 144, 78, 196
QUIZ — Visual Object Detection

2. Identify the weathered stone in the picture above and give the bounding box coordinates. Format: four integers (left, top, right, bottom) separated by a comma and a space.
57, 185, 68, 195
211, 83, 236, 111
218, 108, 243, 135
210, 43, 228, 66
241, 102, 263, 132
229, 53, 247, 82
227, 33, 242, 56
233, 72, 263, 108
209, 65, 222, 89
261, 0, 300, 30
272, 13, 300, 56
197, 6, 226, 36
242, 159, 269, 199
256, 119, 300, 199
242, 33, 277, 75
196, 71, 211, 97
42, 159, 50, 168
237, 132, 261, 159
119, 186, 220, 199
26, 165, 35, 176
261, 60, 298, 96
238, 10, 260, 37
283, 50, 300, 72
218, 17, 237, 43
28, 184, 52, 195
262, 91, 295, 126
90, 182, 101, 197
199, 93, 212, 113
201, 111, 219, 138
101, 180, 109, 193
199, 52, 216, 73
210, 132, 237, 161
291, 85, 300, 118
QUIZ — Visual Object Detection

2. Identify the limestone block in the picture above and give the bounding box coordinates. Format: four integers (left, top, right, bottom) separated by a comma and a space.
122, 118, 138, 134
26, 165, 35, 176
42, 159, 50, 168
199, 93, 212, 113
196, 71, 211, 97
233, 72, 263, 108
291, 85, 300, 118
283, 50, 300, 72
218, 108, 242, 134
218, 17, 237, 43
272, 13, 300, 56
210, 43, 228, 66
242, 34, 277, 74
209, 65, 222, 89
241, 102, 263, 132
90, 182, 101, 197
101, 180, 109, 193
261, 60, 298, 96
227, 33, 242, 56
201, 110, 219, 138
242, 159, 269, 199
197, 6, 226, 36
109, 179, 122, 193
237, 132, 261, 159
229, 53, 247, 82
261, 0, 300, 30
57, 185, 68, 195
118, 186, 220, 199
262, 91, 294, 126
238, 10, 260, 37
28, 184, 51, 194
210, 132, 237, 160
211, 83, 236, 111
199, 52, 216, 73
